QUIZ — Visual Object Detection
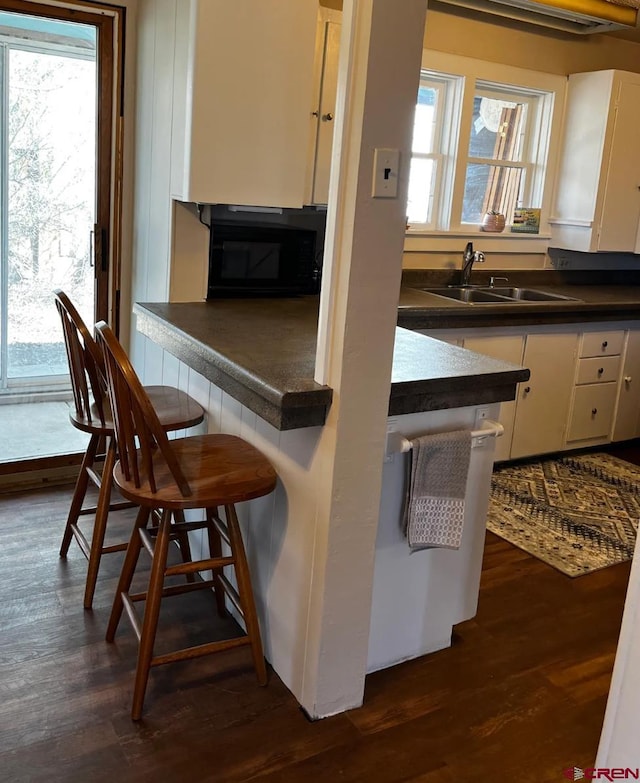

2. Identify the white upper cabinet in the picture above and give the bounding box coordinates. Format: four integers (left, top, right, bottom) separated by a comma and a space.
170, 0, 318, 208
551, 70, 640, 253
305, 9, 341, 205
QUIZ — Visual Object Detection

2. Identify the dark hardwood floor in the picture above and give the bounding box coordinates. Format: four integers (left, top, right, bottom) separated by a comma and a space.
0, 448, 634, 783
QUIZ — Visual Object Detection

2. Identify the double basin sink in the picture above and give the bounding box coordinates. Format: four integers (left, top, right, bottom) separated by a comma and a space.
418, 286, 581, 305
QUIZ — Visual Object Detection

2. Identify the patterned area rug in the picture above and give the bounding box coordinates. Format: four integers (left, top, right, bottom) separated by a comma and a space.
487, 453, 640, 577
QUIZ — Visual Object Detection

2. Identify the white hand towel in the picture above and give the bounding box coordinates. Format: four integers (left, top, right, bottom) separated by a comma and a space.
403, 429, 472, 551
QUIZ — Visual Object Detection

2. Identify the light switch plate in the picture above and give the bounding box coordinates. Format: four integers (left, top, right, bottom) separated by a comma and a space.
372, 148, 399, 198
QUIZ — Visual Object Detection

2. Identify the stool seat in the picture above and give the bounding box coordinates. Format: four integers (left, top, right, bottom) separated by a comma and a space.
55, 289, 205, 610
114, 433, 276, 509
68, 386, 204, 435
96, 320, 277, 721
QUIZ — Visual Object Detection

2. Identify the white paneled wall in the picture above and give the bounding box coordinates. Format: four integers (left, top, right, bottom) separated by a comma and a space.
130, 0, 180, 368
149, 335, 322, 695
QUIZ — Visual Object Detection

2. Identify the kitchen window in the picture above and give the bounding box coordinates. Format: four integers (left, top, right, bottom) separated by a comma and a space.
406, 52, 565, 252
406, 72, 460, 229
461, 83, 552, 227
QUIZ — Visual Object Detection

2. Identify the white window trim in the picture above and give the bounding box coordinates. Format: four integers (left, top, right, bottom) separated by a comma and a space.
409, 72, 460, 230
405, 50, 567, 255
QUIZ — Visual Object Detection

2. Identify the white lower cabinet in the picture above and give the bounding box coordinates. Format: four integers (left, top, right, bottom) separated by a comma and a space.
613, 329, 640, 442
510, 332, 579, 460
424, 321, 640, 462
566, 330, 624, 448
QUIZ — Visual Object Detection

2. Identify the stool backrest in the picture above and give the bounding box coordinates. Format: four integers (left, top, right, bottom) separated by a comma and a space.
54, 289, 107, 425
95, 321, 192, 497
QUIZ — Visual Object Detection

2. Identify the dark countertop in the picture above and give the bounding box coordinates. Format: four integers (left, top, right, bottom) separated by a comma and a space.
398, 273, 640, 329
134, 300, 529, 430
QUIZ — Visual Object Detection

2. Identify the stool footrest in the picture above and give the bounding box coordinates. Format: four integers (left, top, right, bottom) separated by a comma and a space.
219, 574, 243, 616
165, 556, 234, 577
77, 500, 135, 517
69, 523, 91, 560
101, 542, 129, 555
210, 514, 231, 548
68, 522, 128, 558
129, 578, 218, 604
122, 593, 142, 642
151, 634, 251, 668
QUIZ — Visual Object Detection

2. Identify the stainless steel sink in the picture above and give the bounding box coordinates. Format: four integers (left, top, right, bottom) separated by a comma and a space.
421, 287, 517, 304
483, 287, 580, 302
419, 286, 581, 305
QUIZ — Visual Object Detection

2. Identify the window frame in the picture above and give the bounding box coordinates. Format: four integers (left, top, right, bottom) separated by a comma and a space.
405, 51, 567, 255
407, 71, 461, 230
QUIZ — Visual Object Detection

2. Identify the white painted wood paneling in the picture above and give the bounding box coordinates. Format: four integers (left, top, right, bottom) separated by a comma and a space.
368, 404, 500, 673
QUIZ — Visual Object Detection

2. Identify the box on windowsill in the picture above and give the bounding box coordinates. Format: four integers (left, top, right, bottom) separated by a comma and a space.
511, 208, 540, 234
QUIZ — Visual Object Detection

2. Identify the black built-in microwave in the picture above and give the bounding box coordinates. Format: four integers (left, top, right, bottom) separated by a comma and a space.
207, 221, 320, 298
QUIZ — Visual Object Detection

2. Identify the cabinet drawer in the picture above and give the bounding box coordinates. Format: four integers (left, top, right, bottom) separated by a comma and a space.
580, 331, 624, 357
575, 355, 621, 385
568, 383, 617, 442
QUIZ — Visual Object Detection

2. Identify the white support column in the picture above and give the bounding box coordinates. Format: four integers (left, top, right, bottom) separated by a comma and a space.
304, 0, 428, 718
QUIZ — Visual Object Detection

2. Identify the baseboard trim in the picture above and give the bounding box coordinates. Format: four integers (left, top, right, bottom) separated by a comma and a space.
0, 453, 82, 493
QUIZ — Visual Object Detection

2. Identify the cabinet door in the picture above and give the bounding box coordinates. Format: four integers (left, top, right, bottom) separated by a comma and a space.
597, 80, 640, 252
511, 333, 578, 460
613, 330, 640, 442
463, 335, 524, 462
171, 0, 318, 207
568, 383, 617, 442
308, 18, 341, 205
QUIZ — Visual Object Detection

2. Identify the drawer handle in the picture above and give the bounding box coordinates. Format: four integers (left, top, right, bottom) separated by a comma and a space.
524, 386, 531, 394
625, 376, 633, 383
592, 408, 598, 416
602, 341, 608, 349
597, 367, 604, 375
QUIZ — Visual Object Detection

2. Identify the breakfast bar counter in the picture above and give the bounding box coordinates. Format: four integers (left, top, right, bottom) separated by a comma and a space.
134, 298, 529, 430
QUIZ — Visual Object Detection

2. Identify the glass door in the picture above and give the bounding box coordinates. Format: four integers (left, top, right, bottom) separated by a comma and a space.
0, 10, 100, 395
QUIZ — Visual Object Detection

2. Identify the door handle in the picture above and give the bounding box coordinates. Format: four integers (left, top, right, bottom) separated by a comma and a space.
93, 224, 108, 273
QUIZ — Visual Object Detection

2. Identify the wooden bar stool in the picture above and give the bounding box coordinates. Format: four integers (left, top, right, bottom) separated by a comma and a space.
55, 290, 205, 609
95, 321, 277, 721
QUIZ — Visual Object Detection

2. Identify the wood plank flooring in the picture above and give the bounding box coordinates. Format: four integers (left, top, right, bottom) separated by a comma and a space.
0, 455, 633, 783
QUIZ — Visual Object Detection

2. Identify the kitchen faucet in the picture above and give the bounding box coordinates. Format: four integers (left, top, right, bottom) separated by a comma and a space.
461, 241, 485, 286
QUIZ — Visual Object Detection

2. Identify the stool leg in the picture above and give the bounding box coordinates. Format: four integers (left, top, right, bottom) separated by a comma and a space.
173, 510, 195, 584
83, 436, 116, 610
225, 504, 267, 686
106, 505, 150, 642
131, 508, 172, 721
206, 507, 227, 618
60, 433, 100, 557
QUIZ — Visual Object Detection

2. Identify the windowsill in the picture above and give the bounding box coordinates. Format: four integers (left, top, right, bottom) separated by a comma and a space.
404, 230, 551, 255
